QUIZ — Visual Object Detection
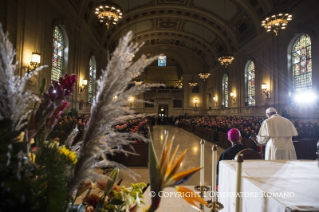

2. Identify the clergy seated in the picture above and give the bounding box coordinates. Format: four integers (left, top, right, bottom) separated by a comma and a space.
216, 128, 246, 185
236, 148, 262, 160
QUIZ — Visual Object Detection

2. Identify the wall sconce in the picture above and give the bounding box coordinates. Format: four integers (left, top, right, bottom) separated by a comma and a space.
230, 92, 236, 102
261, 82, 270, 98
213, 96, 217, 106
194, 98, 198, 107
128, 97, 134, 107
28, 52, 41, 73
79, 79, 88, 94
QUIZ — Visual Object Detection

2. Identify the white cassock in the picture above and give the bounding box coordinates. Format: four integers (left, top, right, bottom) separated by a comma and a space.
257, 114, 297, 160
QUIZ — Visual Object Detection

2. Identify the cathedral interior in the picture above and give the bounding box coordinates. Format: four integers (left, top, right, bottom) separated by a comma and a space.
1, 0, 318, 119
1, 1, 319, 211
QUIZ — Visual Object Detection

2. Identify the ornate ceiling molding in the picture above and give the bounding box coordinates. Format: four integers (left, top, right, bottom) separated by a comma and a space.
101, 6, 242, 49
103, 13, 237, 56
109, 30, 218, 65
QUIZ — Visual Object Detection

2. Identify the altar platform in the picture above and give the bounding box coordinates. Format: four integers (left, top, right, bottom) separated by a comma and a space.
142, 160, 319, 212
219, 160, 319, 212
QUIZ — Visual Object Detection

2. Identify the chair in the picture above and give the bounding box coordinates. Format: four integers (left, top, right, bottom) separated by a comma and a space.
236, 148, 262, 160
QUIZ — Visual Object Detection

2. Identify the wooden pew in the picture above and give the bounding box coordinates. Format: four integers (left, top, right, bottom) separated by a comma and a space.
116, 142, 149, 167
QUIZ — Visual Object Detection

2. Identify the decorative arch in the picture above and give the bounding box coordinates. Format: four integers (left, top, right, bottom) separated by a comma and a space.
245, 60, 255, 106
222, 74, 229, 108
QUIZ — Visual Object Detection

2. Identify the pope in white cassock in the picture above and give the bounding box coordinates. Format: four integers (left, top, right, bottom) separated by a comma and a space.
252, 107, 298, 160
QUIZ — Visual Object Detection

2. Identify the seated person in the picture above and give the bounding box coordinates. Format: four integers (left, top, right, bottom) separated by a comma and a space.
175, 119, 179, 127
216, 128, 246, 185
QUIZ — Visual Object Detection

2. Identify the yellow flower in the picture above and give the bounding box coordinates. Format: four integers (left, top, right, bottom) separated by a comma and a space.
28, 153, 36, 162
17, 132, 25, 142
59, 146, 77, 165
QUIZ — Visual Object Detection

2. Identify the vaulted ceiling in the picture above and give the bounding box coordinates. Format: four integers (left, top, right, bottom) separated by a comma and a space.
71, 0, 301, 69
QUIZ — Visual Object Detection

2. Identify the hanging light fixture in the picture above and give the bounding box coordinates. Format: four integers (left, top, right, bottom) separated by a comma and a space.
199, 72, 210, 81
261, 12, 292, 36
199, 59, 210, 81
218, 55, 235, 67
134, 79, 143, 85
218, 0, 234, 68
199, 21, 210, 81
94, 0, 123, 29
189, 75, 198, 87
189, 41, 198, 87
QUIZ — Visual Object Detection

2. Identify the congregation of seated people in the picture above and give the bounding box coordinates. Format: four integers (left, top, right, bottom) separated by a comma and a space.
175, 114, 319, 140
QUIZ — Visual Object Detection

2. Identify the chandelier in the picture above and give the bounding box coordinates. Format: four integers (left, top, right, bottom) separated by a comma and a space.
199, 73, 210, 81
134, 79, 143, 85
219, 0, 234, 67
199, 22, 210, 81
261, 12, 292, 36
189, 75, 198, 87
218, 55, 235, 68
94, 0, 123, 29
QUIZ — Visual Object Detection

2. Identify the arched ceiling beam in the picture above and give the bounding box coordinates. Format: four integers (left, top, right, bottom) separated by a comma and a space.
235, 0, 263, 34
99, 5, 243, 49
129, 30, 218, 68
103, 14, 235, 57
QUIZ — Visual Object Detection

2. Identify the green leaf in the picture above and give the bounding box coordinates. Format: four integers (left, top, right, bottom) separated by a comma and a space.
147, 127, 162, 212
148, 128, 160, 193
104, 167, 120, 196
106, 198, 124, 205
95, 200, 104, 212
96, 167, 120, 212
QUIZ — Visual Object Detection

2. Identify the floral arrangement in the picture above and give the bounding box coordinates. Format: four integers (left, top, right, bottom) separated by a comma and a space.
0, 23, 204, 212
73, 168, 146, 212
147, 131, 207, 211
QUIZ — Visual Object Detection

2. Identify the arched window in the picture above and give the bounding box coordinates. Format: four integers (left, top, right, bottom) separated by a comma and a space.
245, 61, 255, 106
88, 57, 96, 103
291, 34, 312, 92
222, 74, 228, 108
158, 55, 166, 66
51, 26, 65, 82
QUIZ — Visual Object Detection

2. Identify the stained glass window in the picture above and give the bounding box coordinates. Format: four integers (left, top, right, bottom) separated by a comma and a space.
158, 55, 166, 66
88, 57, 96, 103
222, 74, 228, 108
246, 61, 255, 106
51, 26, 65, 82
292, 34, 312, 92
